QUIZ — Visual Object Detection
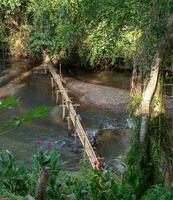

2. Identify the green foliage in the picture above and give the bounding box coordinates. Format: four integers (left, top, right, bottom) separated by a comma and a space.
0, 0, 142, 67
128, 94, 142, 116
0, 117, 22, 133
136, 0, 173, 72
0, 148, 133, 200
124, 113, 170, 198
141, 185, 173, 200
23, 105, 51, 122
33, 147, 59, 172
0, 96, 20, 109
0, 149, 28, 196
0, 147, 172, 200
151, 96, 161, 110
0, 97, 51, 135
0, 0, 29, 54
0, 0, 23, 15
1, 0, 172, 68
0, 145, 61, 197
26, 0, 82, 58
124, 134, 144, 195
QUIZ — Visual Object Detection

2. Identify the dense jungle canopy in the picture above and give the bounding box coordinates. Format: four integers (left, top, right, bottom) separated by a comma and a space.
0, 0, 172, 69
1, 0, 173, 200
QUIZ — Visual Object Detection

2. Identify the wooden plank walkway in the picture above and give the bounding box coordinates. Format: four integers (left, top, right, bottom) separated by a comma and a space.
48, 64, 100, 169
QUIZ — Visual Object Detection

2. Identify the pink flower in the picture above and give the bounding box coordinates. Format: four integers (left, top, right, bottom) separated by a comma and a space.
93, 160, 98, 166
35, 139, 42, 145
47, 140, 53, 148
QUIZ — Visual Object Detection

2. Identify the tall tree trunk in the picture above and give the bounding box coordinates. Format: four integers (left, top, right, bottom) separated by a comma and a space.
139, 19, 173, 143
126, 17, 173, 196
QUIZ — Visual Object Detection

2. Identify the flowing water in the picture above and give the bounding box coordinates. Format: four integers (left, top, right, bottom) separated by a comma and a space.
0, 59, 131, 170
2, 59, 173, 170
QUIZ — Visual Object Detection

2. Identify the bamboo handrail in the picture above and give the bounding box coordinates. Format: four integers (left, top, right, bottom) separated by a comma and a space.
48, 64, 99, 168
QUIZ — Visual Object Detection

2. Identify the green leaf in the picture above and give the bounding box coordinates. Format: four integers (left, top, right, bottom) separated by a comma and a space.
23, 105, 51, 122
0, 97, 20, 110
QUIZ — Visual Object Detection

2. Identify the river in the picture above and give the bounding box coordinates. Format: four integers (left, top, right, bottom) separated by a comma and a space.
0, 58, 131, 170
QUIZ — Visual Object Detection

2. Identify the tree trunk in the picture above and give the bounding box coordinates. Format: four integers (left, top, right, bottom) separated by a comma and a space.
35, 167, 50, 200
126, 17, 173, 195
139, 20, 173, 143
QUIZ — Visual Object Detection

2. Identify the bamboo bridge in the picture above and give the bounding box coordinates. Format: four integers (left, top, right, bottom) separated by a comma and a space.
48, 64, 101, 169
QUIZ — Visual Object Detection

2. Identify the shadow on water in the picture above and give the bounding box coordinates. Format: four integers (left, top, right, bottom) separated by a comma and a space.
0, 60, 130, 170
66, 70, 131, 90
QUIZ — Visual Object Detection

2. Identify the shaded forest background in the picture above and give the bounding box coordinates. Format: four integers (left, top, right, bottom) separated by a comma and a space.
0, 0, 172, 71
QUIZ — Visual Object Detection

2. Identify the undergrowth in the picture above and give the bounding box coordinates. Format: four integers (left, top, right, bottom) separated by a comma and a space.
0, 147, 173, 200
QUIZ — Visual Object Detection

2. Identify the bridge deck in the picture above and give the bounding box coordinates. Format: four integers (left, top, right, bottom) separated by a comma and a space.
48, 64, 99, 169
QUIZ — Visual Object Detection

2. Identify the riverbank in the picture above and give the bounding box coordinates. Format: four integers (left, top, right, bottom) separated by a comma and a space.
1, 64, 173, 121
0, 58, 39, 98
65, 77, 130, 114
65, 77, 173, 121
0, 69, 32, 98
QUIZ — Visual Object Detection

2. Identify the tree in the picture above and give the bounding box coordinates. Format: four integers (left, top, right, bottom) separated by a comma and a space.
126, 0, 173, 196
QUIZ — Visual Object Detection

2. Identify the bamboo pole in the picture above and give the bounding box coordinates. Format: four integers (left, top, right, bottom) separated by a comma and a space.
67, 116, 72, 136
62, 98, 66, 120
51, 78, 54, 89
56, 90, 60, 104
48, 64, 99, 168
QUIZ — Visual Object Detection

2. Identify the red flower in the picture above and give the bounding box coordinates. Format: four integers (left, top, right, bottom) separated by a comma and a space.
35, 139, 42, 145
47, 140, 53, 148
97, 162, 103, 171
93, 160, 98, 166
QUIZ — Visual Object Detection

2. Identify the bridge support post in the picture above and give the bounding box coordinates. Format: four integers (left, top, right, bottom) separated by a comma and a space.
67, 100, 71, 110
62, 98, 66, 120
83, 137, 86, 156
51, 78, 54, 89
66, 116, 72, 136
44, 65, 47, 74
73, 115, 78, 144
56, 90, 60, 104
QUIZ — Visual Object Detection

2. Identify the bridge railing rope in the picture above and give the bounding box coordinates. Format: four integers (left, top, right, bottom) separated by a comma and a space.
48, 64, 100, 169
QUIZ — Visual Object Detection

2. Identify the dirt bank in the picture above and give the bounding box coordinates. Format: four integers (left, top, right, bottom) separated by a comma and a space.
0, 69, 32, 98
65, 77, 130, 114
